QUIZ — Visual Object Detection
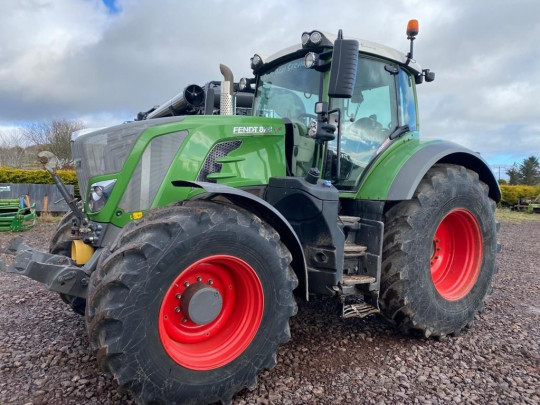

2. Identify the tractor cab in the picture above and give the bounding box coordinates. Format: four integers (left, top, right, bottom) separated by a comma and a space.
248, 24, 430, 192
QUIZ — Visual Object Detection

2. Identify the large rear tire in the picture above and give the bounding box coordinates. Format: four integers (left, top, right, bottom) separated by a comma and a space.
380, 164, 499, 338
50, 210, 86, 316
86, 200, 298, 404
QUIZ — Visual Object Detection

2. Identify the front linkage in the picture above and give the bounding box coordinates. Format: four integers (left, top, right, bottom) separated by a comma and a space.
1, 152, 102, 302
2, 236, 92, 299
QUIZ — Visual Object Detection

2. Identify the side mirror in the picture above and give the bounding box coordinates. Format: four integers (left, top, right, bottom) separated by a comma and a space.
424, 69, 435, 82
328, 31, 359, 98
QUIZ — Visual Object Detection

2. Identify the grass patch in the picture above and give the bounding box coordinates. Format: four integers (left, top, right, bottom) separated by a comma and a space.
496, 208, 540, 223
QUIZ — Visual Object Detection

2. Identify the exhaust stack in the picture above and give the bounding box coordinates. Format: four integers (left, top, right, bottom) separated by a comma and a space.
219, 64, 235, 115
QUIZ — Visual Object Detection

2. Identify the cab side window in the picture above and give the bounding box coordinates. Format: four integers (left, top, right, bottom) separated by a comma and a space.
398, 69, 417, 131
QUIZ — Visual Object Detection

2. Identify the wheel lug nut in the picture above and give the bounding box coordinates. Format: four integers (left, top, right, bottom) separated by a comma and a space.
208, 279, 214, 285
175, 307, 181, 313
197, 276, 202, 282
182, 317, 188, 323
176, 293, 181, 299
184, 281, 190, 287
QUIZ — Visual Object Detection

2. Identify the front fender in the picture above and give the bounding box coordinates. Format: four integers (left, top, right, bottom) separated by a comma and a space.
172, 180, 308, 300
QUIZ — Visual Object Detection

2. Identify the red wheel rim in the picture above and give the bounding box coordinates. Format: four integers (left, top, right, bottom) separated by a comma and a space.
430, 209, 483, 301
158, 255, 264, 370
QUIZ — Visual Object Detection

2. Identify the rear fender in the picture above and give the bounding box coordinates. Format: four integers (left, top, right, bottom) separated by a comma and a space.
172, 180, 308, 300
357, 140, 500, 203
386, 141, 500, 202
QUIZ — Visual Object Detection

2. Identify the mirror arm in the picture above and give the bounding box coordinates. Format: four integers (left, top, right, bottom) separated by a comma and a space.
328, 108, 342, 182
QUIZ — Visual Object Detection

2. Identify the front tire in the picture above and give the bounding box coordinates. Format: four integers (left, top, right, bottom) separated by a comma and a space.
86, 200, 298, 404
380, 164, 498, 338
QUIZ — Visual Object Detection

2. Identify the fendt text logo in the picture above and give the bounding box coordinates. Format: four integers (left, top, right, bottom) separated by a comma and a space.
232, 126, 276, 134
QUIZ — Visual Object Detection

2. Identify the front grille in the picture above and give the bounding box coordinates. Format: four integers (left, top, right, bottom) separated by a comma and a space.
118, 131, 187, 213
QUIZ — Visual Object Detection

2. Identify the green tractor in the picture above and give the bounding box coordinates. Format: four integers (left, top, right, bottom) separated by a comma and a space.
2, 21, 500, 405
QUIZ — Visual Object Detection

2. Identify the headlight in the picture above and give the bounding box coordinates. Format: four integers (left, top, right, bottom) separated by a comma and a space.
88, 179, 116, 212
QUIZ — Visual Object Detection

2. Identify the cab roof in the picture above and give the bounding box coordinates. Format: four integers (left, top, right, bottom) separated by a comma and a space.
259, 31, 423, 76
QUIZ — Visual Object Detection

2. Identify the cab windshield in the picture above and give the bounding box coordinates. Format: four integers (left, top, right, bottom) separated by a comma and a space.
252, 55, 411, 191
252, 57, 320, 120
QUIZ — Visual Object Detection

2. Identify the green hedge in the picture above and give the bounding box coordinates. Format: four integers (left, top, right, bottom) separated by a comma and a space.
500, 185, 540, 206
0, 167, 79, 197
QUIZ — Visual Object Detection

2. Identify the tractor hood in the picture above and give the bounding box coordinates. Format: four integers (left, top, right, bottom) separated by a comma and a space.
73, 115, 287, 227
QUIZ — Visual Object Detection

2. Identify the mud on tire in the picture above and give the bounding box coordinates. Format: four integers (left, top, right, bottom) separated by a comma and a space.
86, 200, 298, 405
379, 164, 499, 338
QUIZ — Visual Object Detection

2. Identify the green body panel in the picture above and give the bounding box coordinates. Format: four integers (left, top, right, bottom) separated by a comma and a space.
86, 116, 287, 227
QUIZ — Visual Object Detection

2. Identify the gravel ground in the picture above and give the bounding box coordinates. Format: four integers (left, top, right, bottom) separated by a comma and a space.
0, 215, 539, 405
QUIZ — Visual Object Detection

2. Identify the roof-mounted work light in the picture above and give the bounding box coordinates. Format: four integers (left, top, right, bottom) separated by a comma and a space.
304, 52, 320, 69
250, 54, 263, 69
301, 30, 332, 49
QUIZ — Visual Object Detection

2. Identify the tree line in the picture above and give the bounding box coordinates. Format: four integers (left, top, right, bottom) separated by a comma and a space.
0, 119, 84, 169
504, 156, 540, 186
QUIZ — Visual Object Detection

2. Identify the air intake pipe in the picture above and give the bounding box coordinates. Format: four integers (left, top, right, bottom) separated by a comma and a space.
146, 84, 206, 119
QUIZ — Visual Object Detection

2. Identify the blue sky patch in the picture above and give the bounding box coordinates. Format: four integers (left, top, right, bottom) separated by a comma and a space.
102, 0, 120, 14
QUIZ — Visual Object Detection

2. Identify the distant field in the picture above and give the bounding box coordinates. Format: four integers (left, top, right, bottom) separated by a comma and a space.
496, 208, 540, 222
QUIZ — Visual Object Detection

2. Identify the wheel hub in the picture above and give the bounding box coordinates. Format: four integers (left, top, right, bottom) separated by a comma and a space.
158, 255, 264, 370
430, 208, 483, 301
180, 283, 223, 325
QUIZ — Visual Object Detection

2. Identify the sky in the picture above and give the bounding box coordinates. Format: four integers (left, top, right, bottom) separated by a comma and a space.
1, 0, 539, 178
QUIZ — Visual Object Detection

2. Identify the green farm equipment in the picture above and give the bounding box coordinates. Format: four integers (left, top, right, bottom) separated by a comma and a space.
527, 194, 540, 214
2, 20, 500, 404
513, 193, 540, 213
0, 197, 36, 232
